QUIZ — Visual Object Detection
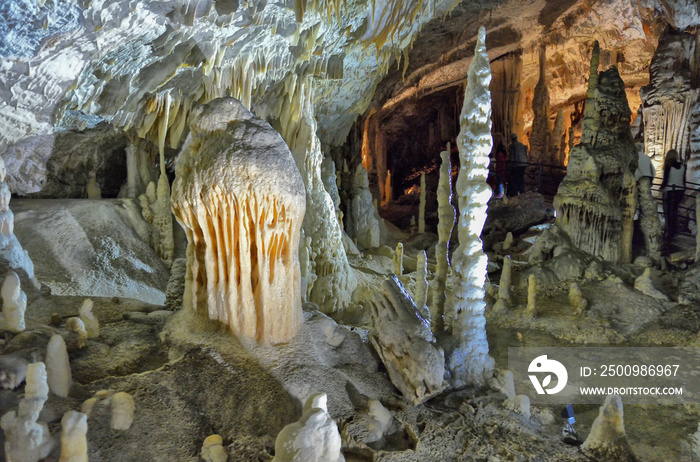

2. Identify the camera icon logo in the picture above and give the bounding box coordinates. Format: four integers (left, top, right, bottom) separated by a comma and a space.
528, 355, 568, 395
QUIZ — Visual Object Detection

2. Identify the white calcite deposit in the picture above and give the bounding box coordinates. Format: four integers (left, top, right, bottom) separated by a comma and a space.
445, 26, 496, 387
272, 393, 344, 462
46, 334, 72, 398
172, 98, 306, 344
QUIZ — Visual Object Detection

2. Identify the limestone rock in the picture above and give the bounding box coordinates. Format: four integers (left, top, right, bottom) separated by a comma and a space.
369, 276, 447, 404
59, 410, 88, 462
172, 98, 305, 344
272, 393, 344, 462
65, 317, 88, 348
582, 395, 636, 461
569, 282, 588, 313
0, 353, 29, 390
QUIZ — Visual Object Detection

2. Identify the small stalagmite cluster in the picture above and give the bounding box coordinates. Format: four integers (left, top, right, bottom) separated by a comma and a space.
172, 97, 306, 344
554, 41, 638, 263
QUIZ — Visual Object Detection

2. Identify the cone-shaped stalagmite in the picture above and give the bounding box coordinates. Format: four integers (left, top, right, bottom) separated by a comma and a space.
172, 98, 305, 344
445, 26, 495, 387
554, 42, 637, 263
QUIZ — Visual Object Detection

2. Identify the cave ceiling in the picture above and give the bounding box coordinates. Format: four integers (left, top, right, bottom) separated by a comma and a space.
0, 0, 698, 195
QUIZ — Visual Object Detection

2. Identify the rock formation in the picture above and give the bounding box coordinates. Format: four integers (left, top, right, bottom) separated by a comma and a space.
369, 276, 447, 404
529, 45, 552, 165
415, 250, 429, 311
78, 298, 99, 339
201, 435, 228, 462
582, 395, 636, 461
554, 41, 638, 263
349, 164, 380, 249
430, 146, 455, 332
1, 271, 26, 333
59, 411, 88, 462
444, 26, 495, 387
172, 98, 305, 344
393, 242, 404, 275
569, 282, 588, 313
272, 393, 344, 462
493, 255, 512, 312
111, 392, 135, 430
525, 274, 537, 318
1, 362, 54, 462
46, 334, 72, 398
640, 26, 700, 182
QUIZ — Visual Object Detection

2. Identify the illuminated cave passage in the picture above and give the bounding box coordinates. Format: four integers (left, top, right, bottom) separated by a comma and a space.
0, 0, 700, 461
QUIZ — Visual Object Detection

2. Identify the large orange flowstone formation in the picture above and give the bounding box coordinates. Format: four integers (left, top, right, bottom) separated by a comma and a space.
172, 98, 305, 344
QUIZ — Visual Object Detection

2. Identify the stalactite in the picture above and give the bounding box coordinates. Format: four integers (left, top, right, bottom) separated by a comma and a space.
429, 146, 455, 333
445, 26, 495, 388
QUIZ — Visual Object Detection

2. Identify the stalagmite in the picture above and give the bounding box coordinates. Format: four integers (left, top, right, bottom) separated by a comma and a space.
59, 411, 88, 462
349, 165, 380, 249
86, 171, 101, 199
493, 255, 512, 312
393, 243, 404, 275
552, 109, 566, 166
569, 282, 588, 314
384, 170, 392, 205
111, 392, 135, 430
418, 172, 426, 233
272, 393, 344, 462
281, 83, 355, 313
525, 274, 537, 318
1, 362, 54, 462
201, 435, 228, 462
1, 271, 25, 333
46, 334, 72, 398
444, 26, 495, 387
172, 98, 305, 344
503, 232, 513, 250
637, 173, 663, 265
430, 146, 455, 332
415, 250, 429, 310
66, 317, 88, 347
529, 44, 551, 165
553, 41, 637, 263
582, 395, 636, 462
79, 299, 99, 339
369, 276, 447, 404
634, 268, 668, 301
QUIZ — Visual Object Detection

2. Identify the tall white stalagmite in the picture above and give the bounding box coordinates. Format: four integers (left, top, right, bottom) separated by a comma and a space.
415, 250, 429, 309
445, 26, 495, 387
430, 146, 455, 332
418, 172, 426, 233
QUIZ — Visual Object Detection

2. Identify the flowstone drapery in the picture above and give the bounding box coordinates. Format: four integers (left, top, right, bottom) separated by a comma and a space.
444, 26, 495, 388
172, 98, 306, 344
554, 42, 638, 263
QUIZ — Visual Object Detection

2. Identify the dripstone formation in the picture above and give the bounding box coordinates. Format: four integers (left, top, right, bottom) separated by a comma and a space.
554, 41, 638, 263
